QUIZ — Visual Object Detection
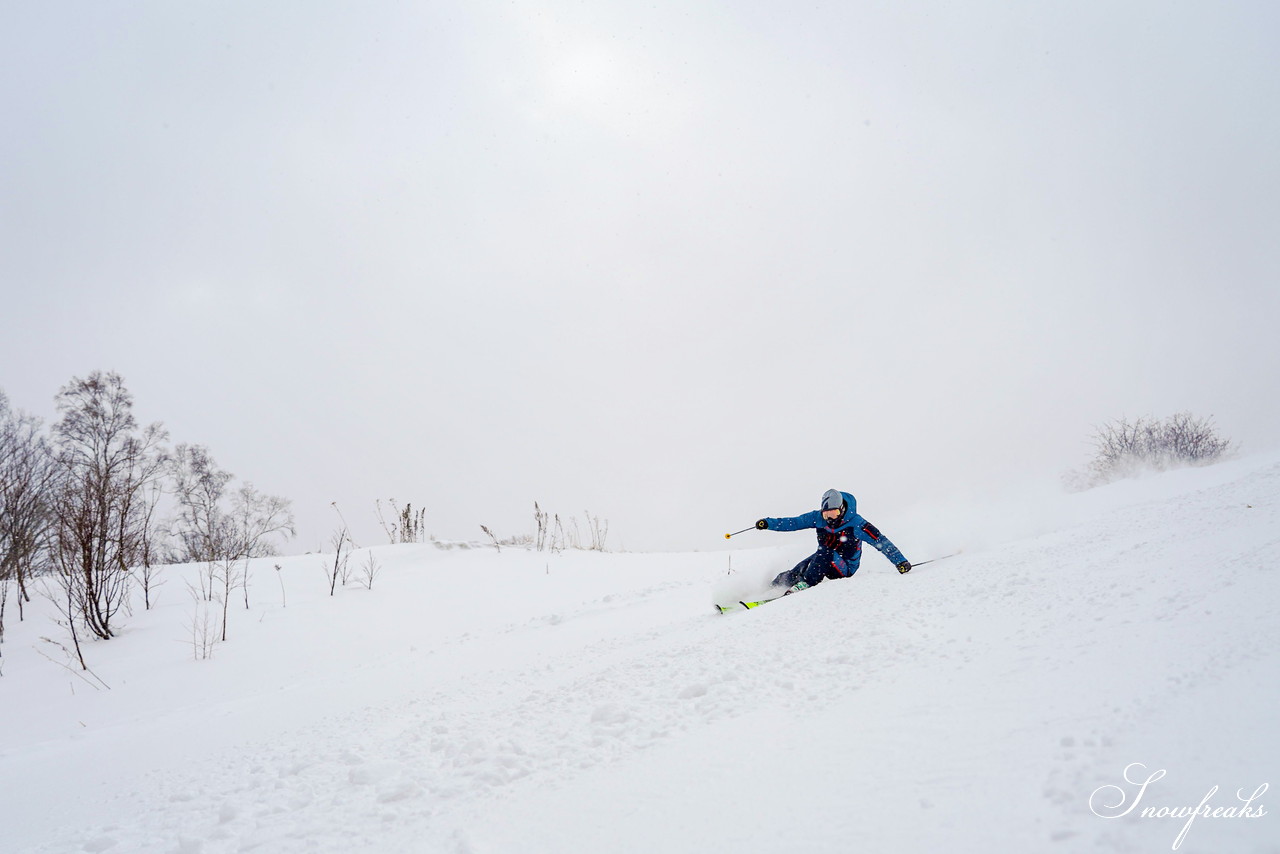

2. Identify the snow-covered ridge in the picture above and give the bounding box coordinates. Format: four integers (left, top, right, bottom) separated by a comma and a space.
2, 453, 1278, 853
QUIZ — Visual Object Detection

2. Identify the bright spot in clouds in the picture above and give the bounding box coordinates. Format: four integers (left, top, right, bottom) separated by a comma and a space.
546, 44, 626, 110
527, 29, 678, 139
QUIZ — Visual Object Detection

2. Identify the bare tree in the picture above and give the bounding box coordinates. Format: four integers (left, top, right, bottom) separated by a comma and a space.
135, 479, 168, 609
48, 372, 168, 646
212, 557, 241, 643
211, 485, 294, 640
169, 444, 234, 565
0, 576, 8, 671
170, 445, 294, 640
0, 394, 58, 622
232, 483, 294, 607
0, 393, 9, 661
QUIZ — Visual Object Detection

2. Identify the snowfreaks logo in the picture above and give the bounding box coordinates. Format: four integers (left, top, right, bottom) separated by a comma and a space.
1089, 763, 1269, 850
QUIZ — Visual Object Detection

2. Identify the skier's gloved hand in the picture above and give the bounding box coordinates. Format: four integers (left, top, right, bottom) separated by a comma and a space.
896, 561, 912, 574
755, 519, 769, 530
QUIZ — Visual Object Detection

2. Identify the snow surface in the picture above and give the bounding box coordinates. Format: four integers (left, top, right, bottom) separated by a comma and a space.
2, 454, 1278, 854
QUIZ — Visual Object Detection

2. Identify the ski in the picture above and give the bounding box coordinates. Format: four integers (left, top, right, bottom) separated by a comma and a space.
715, 595, 786, 614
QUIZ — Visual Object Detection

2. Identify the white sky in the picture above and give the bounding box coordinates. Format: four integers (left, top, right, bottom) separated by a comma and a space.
3, 0, 1278, 553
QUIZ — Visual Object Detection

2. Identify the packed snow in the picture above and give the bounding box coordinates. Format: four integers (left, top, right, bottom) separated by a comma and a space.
2, 454, 1277, 853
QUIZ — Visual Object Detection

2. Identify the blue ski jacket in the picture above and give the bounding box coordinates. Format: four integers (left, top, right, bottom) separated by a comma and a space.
762, 491, 907, 576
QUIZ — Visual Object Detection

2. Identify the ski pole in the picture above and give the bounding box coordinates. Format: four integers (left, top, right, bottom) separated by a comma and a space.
911, 551, 961, 568
724, 526, 755, 540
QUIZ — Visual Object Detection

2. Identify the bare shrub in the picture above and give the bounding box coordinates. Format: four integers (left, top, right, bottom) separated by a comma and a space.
479, 524, 501, 553
327, 528, 351, 595
1071, 412, 1235, 490
550, 514, 566, 553
533, 502, 549, 551
188, 596, 218, 661
584, 510, 609, 551
534, 506, 610, 552
273, 563, 287, 608
359, 551, 381, 590
36, 634, 110, 690
376, 499, 427, 544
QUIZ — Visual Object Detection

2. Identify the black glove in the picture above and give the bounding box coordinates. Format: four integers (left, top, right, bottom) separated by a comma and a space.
896, 560, 911, 574
755, 519, 769, 530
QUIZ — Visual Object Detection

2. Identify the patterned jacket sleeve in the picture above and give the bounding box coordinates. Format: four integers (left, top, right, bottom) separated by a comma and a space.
851, 515, 908, 565
762, 510, 823, 532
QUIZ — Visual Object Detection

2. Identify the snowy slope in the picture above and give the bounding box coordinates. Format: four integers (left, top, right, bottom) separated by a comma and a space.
2, 454, 1278, 854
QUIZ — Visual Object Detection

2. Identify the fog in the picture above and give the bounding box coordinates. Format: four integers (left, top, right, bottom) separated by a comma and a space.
3, 1, 1277, 553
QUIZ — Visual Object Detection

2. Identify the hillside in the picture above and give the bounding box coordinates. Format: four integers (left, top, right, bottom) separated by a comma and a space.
2, 454, 1277, 854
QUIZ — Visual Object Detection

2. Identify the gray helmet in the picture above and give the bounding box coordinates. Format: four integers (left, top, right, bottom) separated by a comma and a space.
820, 489, 845, 512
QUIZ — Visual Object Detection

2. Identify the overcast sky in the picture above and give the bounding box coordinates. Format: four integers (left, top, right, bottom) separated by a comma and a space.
3, 1, 1278, 554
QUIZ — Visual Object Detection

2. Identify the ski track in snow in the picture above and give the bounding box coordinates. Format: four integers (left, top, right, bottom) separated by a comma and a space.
6, 456, 1280, 854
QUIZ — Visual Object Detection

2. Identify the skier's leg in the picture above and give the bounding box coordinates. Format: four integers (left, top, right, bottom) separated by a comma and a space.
800, 550, 834, 587
773, 554, 817, 589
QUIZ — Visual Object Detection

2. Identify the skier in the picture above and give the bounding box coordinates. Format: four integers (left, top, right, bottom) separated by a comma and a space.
756, 488, 911, 594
